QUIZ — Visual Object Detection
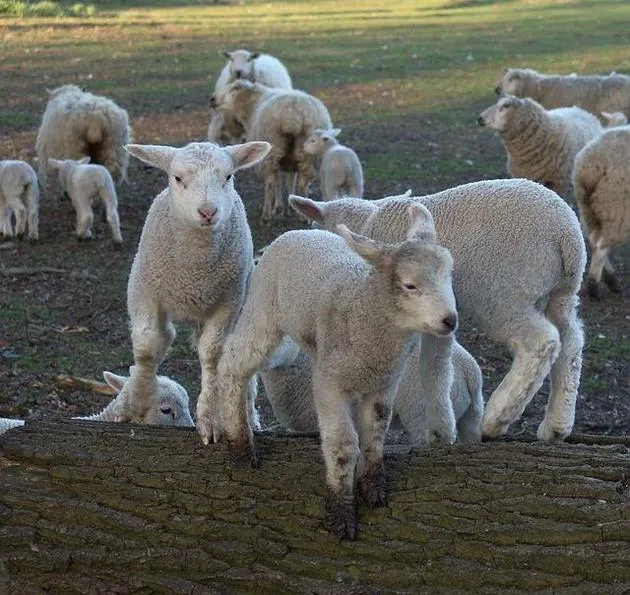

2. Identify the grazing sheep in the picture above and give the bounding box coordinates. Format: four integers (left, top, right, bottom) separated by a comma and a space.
303, 128, 364, 200
0, 160, 39, 241
478, 95, 602, 202
48, 157, 123, 244
496, 67, 630, 122
260, 335, 483, 445
215, 206, 458, 540
36, 84, 131, 188
573, 125, 630, 298
602, 111, 628, 128
209, 49, 292, 146
117, 140, 271, 443
290, 177, 586, 442
211, 80, 332, 222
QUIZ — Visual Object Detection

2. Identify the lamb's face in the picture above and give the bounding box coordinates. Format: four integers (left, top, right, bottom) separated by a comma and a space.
142, 378, 195, 427
477, 96, 520, 132
303, 132, 326, 156
496, 68, 528, 96
228, 50, 257, 81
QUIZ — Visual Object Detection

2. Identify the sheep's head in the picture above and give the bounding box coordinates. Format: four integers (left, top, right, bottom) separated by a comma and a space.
477, 95, 522, 132
289, 194, 376, 233
602, 111, 628, 127
495, 67, 539, 98
125, 141, 270, 230
46, 84, 84, 100
48, 156, 90, 190
303, 128, 341, 156
222, 49, 260, 81
336, 204, 457, 337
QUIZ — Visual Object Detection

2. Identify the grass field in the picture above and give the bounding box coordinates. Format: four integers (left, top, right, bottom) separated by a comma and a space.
0, 0, 629, 436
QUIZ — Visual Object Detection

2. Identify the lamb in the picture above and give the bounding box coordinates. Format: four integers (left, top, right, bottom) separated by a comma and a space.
0, 369, 194, 436
213, 206, 458, 540
602, 111, 628, 128
0, 160, 39, 242
573, 125, 630, 298
290, 177, 587, 443
115, 140, 271, 441
208, 49, 292, 146
303, 128, 364, 200
36, 84, 131, 188
211, 79, 332, 222
495, 67, 630, 122
260, 335, 483, 445
478, 95, 602, 202
48, 157, 123, 244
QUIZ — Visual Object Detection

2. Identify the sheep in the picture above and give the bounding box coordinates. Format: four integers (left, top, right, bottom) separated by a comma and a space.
259, 335, 483, 445
0, 369, 194, 435
0, 160, 39, 242
303, 128, 364, 200
36, 84, 131, 188
290, 177, 587, 443
602, 111, 628, 128
208, 49, 292, 146
115, 140, 271, 444
495, 67, 630, 122
213, 205, 458, 540
573, 125, 630, 298
48, 157, 123, 244
211, 79, 332, 222
478, 95, 602, 202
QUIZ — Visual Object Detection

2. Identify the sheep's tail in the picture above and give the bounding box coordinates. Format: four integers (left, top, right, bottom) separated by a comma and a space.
84, 111, 106, 146
555, 204, 588, 295
73, 397, 120, 422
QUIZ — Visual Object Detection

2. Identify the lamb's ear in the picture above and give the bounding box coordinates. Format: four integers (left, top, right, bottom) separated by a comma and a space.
224, 141, 271, 171
103, 371, 127, 392
125, 144, 177, 173
248, 51, 260, 61
337, 224, 390, 269
328, 128, 342, 138
502, 67, 509, 74
78, 156, 91, 165
289, 195, 327, 223
221, 50, 232, 60
406, 203, 436, 241
48, 158, 63, 169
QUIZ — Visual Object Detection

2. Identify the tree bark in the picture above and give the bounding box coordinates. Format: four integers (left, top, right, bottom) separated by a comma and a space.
1, 420, 630, 594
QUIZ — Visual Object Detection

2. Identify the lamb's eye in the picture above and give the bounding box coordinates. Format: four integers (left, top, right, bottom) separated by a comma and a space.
160, 406, 172, 415
403, 283, 417, 291
174, 175, 182, 184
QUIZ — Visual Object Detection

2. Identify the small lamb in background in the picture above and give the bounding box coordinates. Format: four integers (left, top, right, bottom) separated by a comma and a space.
48, 157, 123, 245
602, 111, 628, 128
0, 160, 39, 242
303, 128, 364, 200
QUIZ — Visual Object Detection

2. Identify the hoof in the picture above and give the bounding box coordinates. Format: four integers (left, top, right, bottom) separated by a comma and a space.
481, 416, 510, 440
325, 488, 356, 541
358, 465, 387, 509
585, 277, 601, 299
537, 420, 571, 442
227, 438, 259, 469
602, 269, 622, 293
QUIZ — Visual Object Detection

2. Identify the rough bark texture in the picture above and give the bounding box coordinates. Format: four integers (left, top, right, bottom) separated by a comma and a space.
1, 420, 630, 594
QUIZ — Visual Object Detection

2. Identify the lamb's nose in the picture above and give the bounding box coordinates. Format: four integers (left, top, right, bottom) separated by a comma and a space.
442, 313, 458, 332
209, 95, 217, 108
494, 86, 501, 95
235, 70, 242, 79
477, 116, 485, 126
199, 208, 217, 224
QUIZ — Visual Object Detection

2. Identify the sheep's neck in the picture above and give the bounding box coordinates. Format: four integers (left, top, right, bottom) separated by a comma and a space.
235, 90, 267, 131
501, 104, 558, 166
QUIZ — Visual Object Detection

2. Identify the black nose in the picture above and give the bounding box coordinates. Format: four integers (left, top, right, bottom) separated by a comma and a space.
235, 70, 242, 79
209, 95, 217, 108
494, 86, 501, 95
477, 116, 485, 126
442, 313, 458, 332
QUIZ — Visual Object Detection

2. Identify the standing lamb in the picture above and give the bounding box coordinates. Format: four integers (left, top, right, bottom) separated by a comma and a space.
36, 85, 131, 188
290, 177, 586, 442
208, 49, 293, 146
115, 140, 271, 440
0, 160, 39, 241
213, 206, 458, 540
478, 95, 602, 202
211, 79, 332, 222
48, 157, 123, 244
496, 67, 630, 122
303, 128, 364, 200
573, 125, 630, 298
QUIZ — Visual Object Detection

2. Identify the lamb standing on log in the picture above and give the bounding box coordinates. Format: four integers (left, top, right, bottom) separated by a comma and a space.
478, 95, 602, 202
0, 160, 39, 242
213, 205, 458, 540
114, 140, 271, 435
290, 177, 586, 442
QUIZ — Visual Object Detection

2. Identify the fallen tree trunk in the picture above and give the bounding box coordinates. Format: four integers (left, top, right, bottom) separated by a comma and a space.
1, 420, 630, 593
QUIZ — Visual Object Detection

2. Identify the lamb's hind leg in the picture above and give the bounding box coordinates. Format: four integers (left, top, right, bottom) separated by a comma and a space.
482, 313, 560, 439
99, 184, 123, 245
586, 237, 611, 298
537, 292, 583, 442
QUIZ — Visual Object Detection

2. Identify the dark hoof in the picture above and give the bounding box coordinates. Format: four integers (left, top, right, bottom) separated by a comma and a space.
227, 438, 259, 469
585, 277, 601, 299
602, 269, 622, 293
358, 466, 387, 508
325, 488, 356, 541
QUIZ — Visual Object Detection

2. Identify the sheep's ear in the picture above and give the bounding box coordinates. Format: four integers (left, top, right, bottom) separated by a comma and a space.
125, 144, 177, 173
48, 158, 63, 169
224, 141, 271, 171
78, 156, 91, 165
329, 128, 342, 138
103, 371, 127, 391
502, 67, 509, 74
221, 50, 233, 60
406, 203, 436, 241
337, 224, 390, 269
248, 51, 260, 61
289, 195, 327, 223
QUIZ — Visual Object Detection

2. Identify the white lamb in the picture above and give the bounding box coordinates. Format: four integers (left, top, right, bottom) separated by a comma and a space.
478, 95, 602, 202
0, 368, 194, 435
214, 205, 458, 540
260, 335, 483, 445
290, 177, 586, 442
573, 125, 630, 298
211, 80, 332, 222
303, 128, 364, 200
48, 157, 123, 244
208, 49, 293, 146
602, 111, 628, 128
115, 140, 271, 440
0, 160, 39, 242
36, 85, 131, 188
496, 67, 630, 122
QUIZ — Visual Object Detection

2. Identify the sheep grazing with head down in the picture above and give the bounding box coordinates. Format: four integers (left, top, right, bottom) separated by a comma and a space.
0, 160, 39, 242
214, 204, 458, 540
211, 79, 332, 222
48, 157, 123, 244
36, 85, 131, 188
303, 128, 364, 200
478, 95, 602, 202
114, 140, 271, 438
